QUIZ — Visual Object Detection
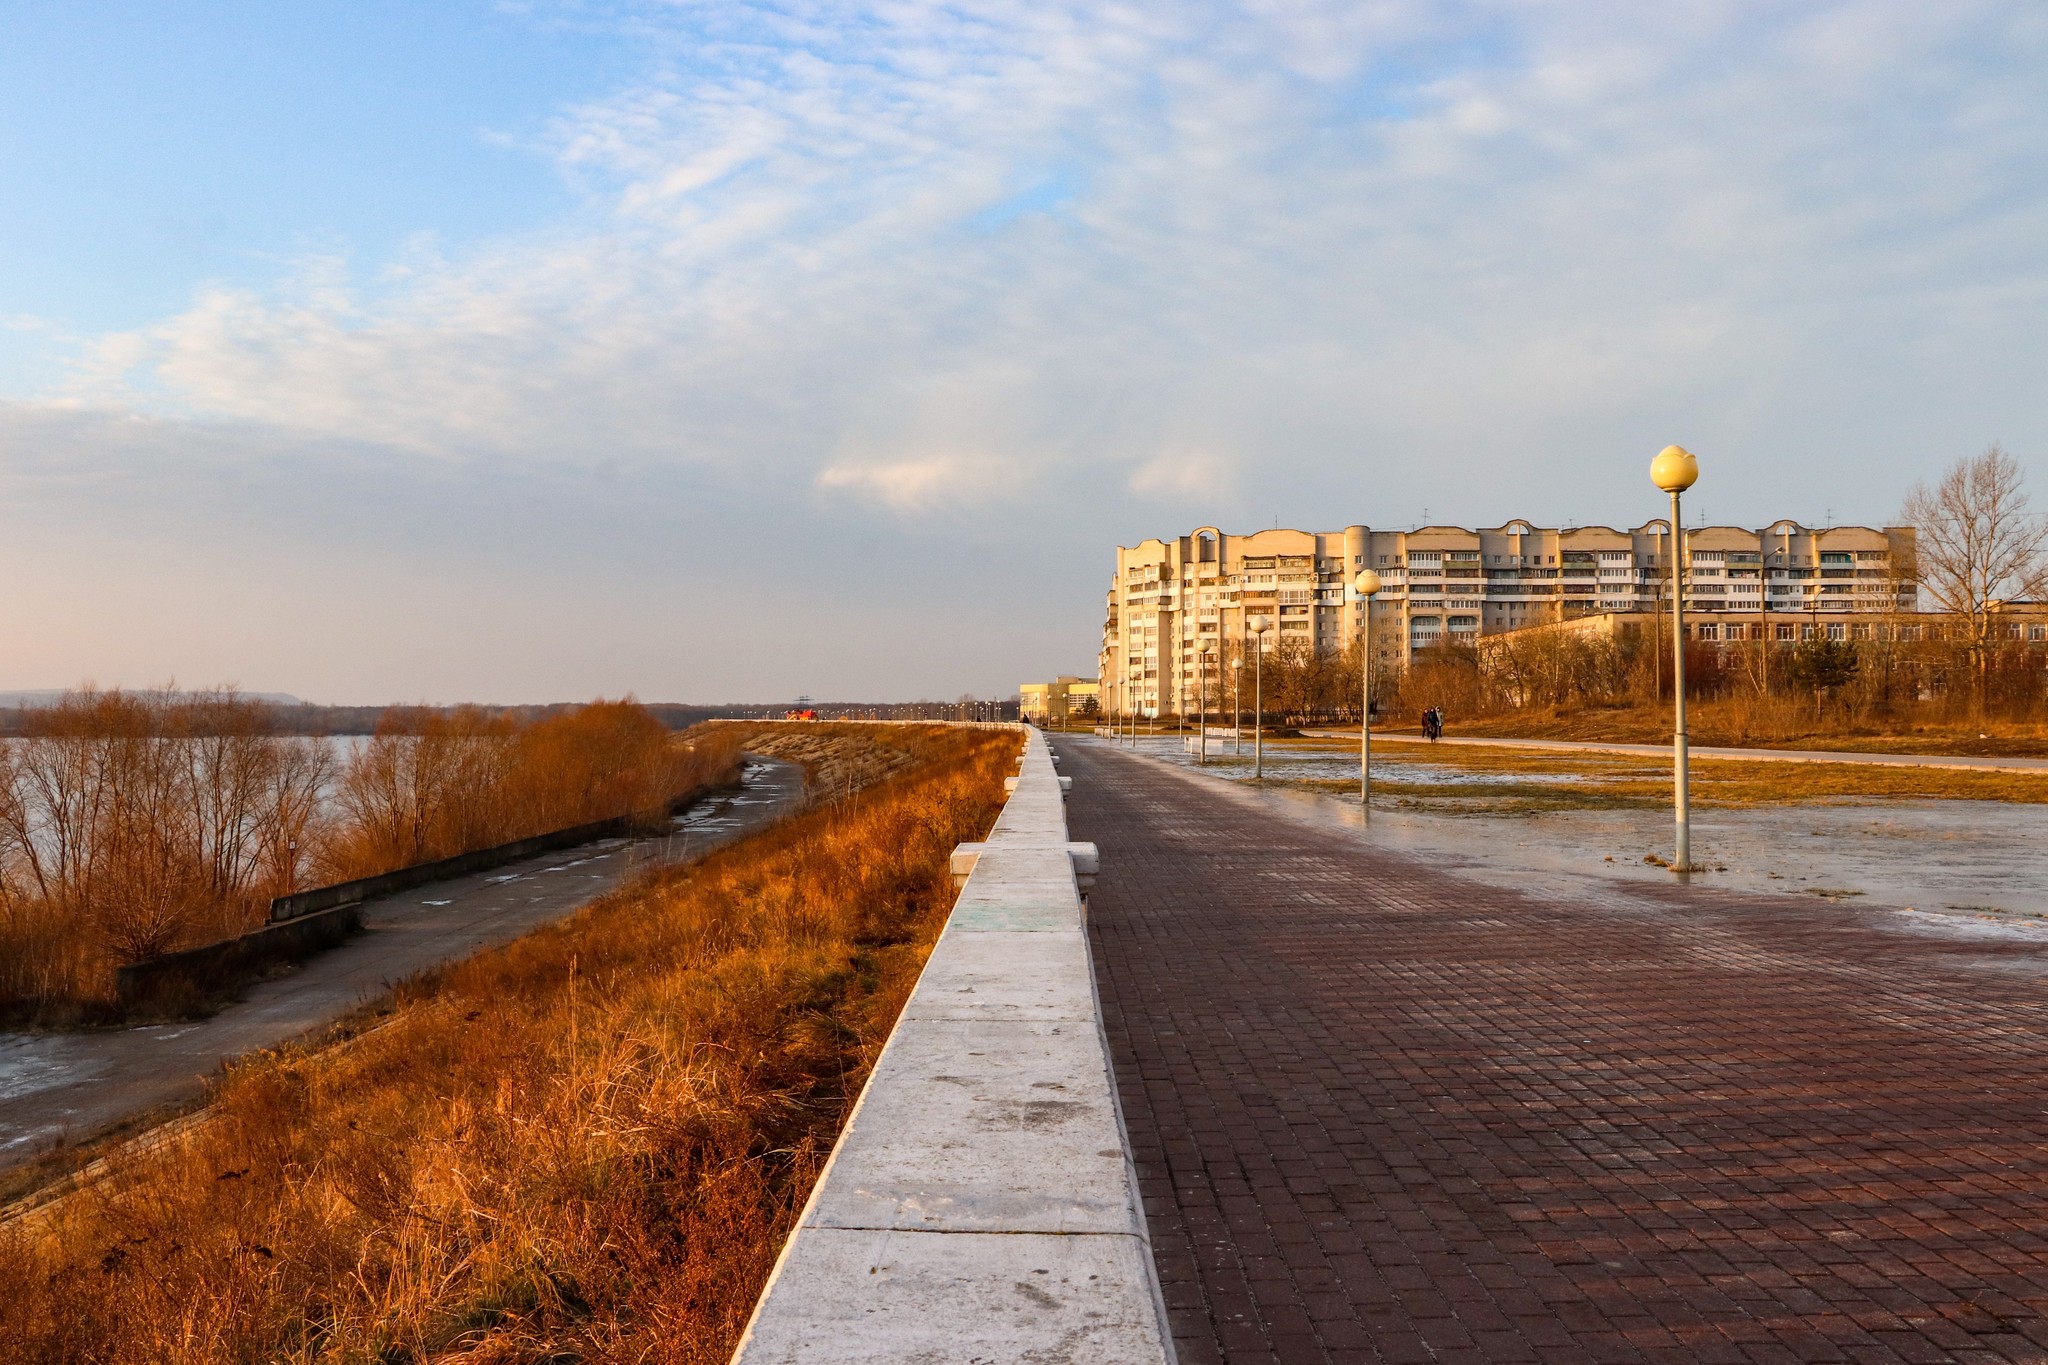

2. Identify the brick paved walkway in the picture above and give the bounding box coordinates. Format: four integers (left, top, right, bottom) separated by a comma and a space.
1058, 739, 2048, 1365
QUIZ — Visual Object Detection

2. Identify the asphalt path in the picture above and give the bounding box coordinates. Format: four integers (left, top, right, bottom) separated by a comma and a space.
0, 757, 805, 1173
1298, 729, 2048, 773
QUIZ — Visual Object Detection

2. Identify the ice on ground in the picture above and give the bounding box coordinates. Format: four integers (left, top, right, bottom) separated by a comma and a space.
1114, 736, 2048, 928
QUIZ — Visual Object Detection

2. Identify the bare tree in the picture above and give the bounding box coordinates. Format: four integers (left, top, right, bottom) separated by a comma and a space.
1900, 446, 2048, 710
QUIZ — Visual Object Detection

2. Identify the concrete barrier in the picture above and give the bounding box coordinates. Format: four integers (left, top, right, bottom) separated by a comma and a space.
731, 726, 1175, 1364
266, 813, 643, 923
114, 902, 364, 1006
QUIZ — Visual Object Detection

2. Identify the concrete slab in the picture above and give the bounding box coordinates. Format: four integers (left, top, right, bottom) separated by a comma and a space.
944, 895, 1083, 933
907, 930, 1096, 1023
735, 1228, 1170, 1365
808, 1018, 1137, 1234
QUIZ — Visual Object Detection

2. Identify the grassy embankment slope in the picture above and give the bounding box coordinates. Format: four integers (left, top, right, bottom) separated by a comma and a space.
0, 722, 1017, 1364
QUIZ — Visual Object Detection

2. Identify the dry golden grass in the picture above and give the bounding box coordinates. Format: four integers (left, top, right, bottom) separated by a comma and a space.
1447, 703, 2048, 758
1270, 735, 2048, 809
732, 723, 930, 800
0, 722, 1016, 1364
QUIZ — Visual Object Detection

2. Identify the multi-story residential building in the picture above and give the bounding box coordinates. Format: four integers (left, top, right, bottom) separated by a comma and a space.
1099, 521, 1917, 718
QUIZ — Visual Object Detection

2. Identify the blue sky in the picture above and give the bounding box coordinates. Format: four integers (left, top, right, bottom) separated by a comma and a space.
0, 2, 634, 378
3, 1, 2047, 702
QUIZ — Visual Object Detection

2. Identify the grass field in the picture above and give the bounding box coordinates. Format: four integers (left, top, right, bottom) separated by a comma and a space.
0, 722, 1017, 1364
1251, 735, 2048, 813
1438, 706, 2048, 758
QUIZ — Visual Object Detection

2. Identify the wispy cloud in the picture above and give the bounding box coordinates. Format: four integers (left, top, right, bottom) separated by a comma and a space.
57, 2, 2048, 504
11, 0, 2048, 697
816, 453, 1005, 510
1129, 450, 1236, 503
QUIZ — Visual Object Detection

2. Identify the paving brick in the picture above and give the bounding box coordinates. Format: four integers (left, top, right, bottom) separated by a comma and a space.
1060, 741, 2048, 1365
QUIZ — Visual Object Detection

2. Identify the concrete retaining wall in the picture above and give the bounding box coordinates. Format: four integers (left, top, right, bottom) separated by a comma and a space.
731, 727, 1175, 1364
115, 902, 364, 1006
267, 813, 646, 923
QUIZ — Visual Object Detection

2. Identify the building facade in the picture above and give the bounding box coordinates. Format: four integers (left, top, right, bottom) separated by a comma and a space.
1100, 521, 1918, 718
1019, 676, 1099, 725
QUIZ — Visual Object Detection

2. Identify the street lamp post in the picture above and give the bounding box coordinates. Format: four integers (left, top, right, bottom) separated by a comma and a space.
1354, 570, 1382, 814
1198, 640, 1215, 764
1249, 615, 1270, 779
1651, 444, 1700, 871
1231, 641, 1242, 755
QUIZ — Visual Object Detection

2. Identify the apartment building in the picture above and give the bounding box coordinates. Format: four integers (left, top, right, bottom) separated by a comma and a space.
1099, 521, 1917, 718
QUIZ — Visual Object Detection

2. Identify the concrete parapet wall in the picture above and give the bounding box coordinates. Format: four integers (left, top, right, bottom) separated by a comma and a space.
731, 727, 1175, 1364
115, 902, 364, 1006
267, 814, 642, 923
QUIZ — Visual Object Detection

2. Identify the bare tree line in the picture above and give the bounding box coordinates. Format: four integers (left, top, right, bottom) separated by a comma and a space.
0, 691, 732, 1016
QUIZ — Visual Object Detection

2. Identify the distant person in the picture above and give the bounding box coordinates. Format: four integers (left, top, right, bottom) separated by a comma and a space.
1423, 706, 1443, 742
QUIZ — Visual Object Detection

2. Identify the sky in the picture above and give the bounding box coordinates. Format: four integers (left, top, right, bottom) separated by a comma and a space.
3, 1, 2046, 704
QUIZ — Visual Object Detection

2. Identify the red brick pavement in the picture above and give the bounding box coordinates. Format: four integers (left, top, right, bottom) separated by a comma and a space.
1056, 739, 2048, 1365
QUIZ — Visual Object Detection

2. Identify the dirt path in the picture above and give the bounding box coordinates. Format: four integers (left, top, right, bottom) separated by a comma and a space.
0, 757, 804, 1174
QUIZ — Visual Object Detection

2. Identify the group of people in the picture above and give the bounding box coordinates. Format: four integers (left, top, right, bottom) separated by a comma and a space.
1421, 706, 1445, 742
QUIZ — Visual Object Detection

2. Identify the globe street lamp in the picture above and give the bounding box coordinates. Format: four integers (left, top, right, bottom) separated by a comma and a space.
1354, 569, 1382, 815
1651, 444, 1699, 871
1248, 614, 1271, 779
1198, 639, 1217, 765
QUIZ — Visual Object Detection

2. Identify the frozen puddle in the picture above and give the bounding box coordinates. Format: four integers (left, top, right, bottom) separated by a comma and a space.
0, 1048, 87, 1106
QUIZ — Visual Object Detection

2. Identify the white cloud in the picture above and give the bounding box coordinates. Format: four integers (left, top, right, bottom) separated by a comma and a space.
1129, 451, 1237, 502
815, 453, 1013, 510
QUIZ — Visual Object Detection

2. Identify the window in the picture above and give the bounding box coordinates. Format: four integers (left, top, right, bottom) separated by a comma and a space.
2029, 624, 2046, 642
1776, 624, 1796, 641
1697, 623, 1720, 640
1852, 624, 1872, 641
1826, 623, 1845, 641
